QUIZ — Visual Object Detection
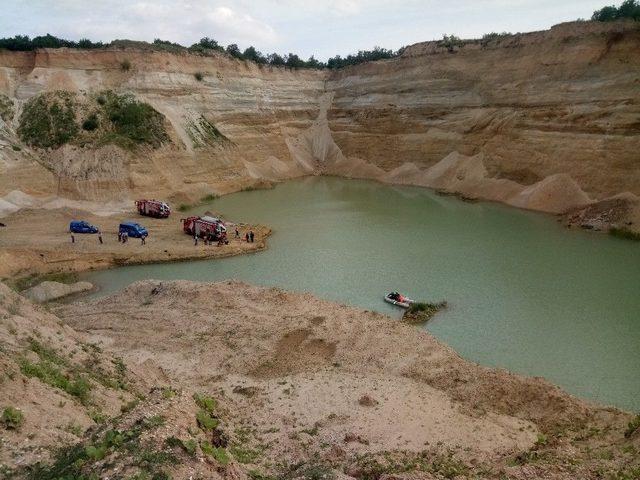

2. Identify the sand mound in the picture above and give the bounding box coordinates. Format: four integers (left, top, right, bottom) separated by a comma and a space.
508, 173, 592, 213
23, 280, 93, 303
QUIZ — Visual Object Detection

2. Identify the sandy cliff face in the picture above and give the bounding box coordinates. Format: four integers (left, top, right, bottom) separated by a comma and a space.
0, 20, 638, 216
0, 48, 326, 204
327, 20, 640, 212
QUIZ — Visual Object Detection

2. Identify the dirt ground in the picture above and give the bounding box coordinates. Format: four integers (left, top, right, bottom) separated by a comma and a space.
37, 279, 638, 480
0, 207, 269, 280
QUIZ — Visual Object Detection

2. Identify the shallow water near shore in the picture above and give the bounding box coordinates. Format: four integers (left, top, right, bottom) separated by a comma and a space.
83, 177, 640, 411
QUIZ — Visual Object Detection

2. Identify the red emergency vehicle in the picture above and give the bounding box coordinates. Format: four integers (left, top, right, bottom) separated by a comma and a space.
135, 200, 171, 218
181, 215, 227, 241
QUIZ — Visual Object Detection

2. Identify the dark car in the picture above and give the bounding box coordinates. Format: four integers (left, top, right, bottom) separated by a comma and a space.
69, 220, 99, 234
119, 222, 148, 238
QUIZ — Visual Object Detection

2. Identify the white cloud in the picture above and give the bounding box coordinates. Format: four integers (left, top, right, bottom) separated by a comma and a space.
13, 0, 280, 49
2, 0, 609, 59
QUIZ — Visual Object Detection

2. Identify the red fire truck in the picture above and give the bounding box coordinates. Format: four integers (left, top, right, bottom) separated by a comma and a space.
135, 199, 171, 218
181, 215, 227, 241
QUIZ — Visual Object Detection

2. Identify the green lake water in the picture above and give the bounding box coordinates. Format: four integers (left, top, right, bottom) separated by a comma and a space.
82, 177, 640, 411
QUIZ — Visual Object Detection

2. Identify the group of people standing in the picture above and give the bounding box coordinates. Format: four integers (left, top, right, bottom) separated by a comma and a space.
193, 232, 228, 246
234, 227, 255, 243
117, 232, 146, 245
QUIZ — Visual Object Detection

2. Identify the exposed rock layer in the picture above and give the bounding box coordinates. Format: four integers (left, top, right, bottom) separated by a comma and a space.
0, 20, 639, 218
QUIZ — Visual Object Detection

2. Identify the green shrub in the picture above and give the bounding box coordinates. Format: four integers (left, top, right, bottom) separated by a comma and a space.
403, 301, 448, 323
625, 414, 640, 437
82, 113, 99, 131
28, 423, 171, 480
194, 72, 204, 81
199, 194, 218, 203
165, 436, 196, 456
230, 445, 261, 464
592, 0, 640, 21
18, 91, 78, 148
609, 226, 640, 241
196, 409, 219, 431
19, 357, 91, 404
201, 441, 229, 464
193, 393, 216, 413
2, 406, 24, 430
0, 93, 14, 122
100, 91, 168, 148
535, 433, 548, 446
439, 34, 463, 52
120, 59, 131, 71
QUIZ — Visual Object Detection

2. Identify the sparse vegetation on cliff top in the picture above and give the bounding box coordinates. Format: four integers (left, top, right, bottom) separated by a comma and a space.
593, 0, 640, 21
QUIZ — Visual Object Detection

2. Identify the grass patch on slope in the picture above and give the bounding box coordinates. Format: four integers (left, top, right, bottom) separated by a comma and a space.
8, 271, 79, 292
17, 90, 169, 150
18, 91, 78, 148
26, 416, 173, 480
99, 90, 168, 149
0, 93, 14, 122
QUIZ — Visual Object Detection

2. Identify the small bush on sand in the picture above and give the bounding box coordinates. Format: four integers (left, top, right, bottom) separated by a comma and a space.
120, 59, 131, 71
82, 113, 99, 131
194, 72, 204, 81
403, 301, 448, 323
200, 193, 218, 203
625, 414, 640, 437
2, 406, 24, 430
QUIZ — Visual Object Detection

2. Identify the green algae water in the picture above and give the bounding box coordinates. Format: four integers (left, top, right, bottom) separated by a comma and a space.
82, 177, 640, 411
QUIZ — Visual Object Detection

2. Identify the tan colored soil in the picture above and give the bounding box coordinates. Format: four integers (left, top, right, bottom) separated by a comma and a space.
0, 207, 269, 280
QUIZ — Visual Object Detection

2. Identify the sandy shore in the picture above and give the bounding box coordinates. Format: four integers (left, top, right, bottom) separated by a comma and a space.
0, 207, 269, 280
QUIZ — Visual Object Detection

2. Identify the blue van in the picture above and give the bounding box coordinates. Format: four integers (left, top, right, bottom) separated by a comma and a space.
119, 222, 148, 238
69, 220, 99, 234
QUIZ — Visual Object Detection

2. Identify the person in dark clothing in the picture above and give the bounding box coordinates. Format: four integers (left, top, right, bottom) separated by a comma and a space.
245, 232, 250, 242
249, 230, 254, 243
71, 233, 75, 243
235, 227, 240, 238
141, 235, 146, 245
118, 232, 122, 242
98, 231, 103, 244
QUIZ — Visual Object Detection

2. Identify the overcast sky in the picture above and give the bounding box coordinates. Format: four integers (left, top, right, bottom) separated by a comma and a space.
3, 0, 610, 60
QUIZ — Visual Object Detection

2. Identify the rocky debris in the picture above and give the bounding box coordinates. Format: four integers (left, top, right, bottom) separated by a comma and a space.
344, 432, 370, 445
23, 280, 93, 302
358, 394, 378, 407
563, 196, 639, 233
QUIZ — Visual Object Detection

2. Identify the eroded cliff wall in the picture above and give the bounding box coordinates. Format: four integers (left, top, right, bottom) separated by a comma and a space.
0, 20, 638, 215
326, 20, 640, 211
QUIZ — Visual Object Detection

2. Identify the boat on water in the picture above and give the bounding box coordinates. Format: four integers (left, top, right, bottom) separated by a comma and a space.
384, 292, 414, 309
